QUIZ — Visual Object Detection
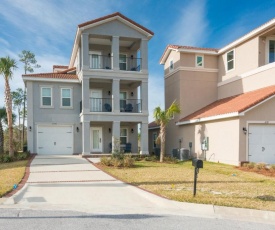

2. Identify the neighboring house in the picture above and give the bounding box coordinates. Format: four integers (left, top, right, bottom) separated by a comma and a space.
23, 12, 154, 155
148, 121, 160, 154
160, 18, 275, 165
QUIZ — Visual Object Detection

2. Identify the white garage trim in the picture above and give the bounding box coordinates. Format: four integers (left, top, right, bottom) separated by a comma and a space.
37, 124, 74, 155
247, 121, 275, 164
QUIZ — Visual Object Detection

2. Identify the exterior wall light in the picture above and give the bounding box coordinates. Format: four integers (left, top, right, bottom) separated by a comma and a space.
108, 90, 111, 95
131, 128, 134, 133
76, 127, 79, 132
131, 92, 134, 97
109, 128, 112, 133
29, 126, 32, 132
242, 127, 247, 135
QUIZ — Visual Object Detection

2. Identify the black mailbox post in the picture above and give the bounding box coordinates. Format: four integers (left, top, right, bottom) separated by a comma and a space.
192, 159, 203, 197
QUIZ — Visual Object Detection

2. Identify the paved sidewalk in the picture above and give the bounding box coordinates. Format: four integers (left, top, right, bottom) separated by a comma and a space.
1, 155, 275, 225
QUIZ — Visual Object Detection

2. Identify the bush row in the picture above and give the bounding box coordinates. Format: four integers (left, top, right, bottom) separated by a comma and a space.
242, 162, 275, 171
100, 153, 135, 168
0, 152, 30, 163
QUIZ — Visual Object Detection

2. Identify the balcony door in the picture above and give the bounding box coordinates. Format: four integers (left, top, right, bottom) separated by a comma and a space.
90, 127, 102, 152
89, 51, 101, 69
90, 89, 102, 112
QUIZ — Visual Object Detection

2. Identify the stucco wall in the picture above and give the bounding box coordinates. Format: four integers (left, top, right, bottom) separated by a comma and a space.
181, 118, 240, 165
218, 37, 259, 82
28, 81, 82, 154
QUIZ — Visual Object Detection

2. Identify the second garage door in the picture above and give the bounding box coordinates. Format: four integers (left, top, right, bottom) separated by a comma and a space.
248, 124, 275, 164
37, 125, 73, 154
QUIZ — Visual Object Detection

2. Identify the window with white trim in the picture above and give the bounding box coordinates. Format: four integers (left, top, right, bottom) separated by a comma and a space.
268, 39, 275, 63
61, 88, 72, 107
227, 50, 234, 71
120, 128, 128, 145
196, 55, 204, 67
41, 87, 52, 107
169, 60, 174, 71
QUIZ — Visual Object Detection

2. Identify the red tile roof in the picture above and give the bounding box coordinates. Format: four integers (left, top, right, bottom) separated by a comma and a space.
179, 85, 275, 122
78, 12, 154, 36
53, 65, 69, 69
58, 67, 76, 74
149, 121, 159, 129
23, 72, 78, 80
160, 44, 218, 63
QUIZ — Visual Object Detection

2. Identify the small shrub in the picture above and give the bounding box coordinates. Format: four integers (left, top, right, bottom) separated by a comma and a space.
2, 155, 14, 163
100, 157, 112, 166
123, 155, 134, 167
242, 163, 249, 168
112, 158, 123, 168
144, 155, 158, 162
15, 152, 30, 161
247, 162, 256, 169
163, 156, 178, 163
256, 163, 266, 170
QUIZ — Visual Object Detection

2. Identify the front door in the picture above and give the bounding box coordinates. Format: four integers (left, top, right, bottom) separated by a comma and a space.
90, 89, 102, 112
91, 127, 103, 152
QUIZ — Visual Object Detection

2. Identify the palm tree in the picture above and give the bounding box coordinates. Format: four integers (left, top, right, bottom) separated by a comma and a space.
0, 56, 18, 157
153, 101, 181, 162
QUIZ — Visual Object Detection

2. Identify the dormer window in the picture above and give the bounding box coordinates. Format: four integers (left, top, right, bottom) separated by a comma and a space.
227, 50, 234, 71
196, 55, 204, 67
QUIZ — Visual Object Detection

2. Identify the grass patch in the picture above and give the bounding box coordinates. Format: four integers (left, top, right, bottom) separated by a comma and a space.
99, 160, 275, 211
0, 160, 28, 197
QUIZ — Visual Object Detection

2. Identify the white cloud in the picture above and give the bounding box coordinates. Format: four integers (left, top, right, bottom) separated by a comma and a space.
169, 0, 208, 46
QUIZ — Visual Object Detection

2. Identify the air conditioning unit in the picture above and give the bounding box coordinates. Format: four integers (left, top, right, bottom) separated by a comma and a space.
179, 148, 190, 161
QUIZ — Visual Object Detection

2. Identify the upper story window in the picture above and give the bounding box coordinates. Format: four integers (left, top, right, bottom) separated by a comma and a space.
226, 50, 234, 71
61, 88, 72, 108
196, 55, 204, 67
169, 60, 174, 71
41, 87, 52, 107
119, 54, 127, 70
268, 39, 275, 63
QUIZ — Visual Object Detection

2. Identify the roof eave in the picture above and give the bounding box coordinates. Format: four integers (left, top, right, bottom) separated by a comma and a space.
218, 18, 275, 54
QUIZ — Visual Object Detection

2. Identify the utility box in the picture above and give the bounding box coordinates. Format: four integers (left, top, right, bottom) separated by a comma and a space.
192, 159, 203, 168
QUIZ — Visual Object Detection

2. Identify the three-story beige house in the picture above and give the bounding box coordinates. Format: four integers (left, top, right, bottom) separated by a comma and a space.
160, 18, 275, 165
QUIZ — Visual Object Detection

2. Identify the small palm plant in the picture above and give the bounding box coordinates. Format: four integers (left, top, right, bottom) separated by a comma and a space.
154, 101, 181, 162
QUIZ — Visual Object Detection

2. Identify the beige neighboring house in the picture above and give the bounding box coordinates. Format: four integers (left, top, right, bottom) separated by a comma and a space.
160, 18, 275, 165
23, 12, 153, 156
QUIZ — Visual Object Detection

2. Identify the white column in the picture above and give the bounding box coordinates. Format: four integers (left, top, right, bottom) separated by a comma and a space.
82, 121, 90, 155
140, 80, 148, 112
141, 39, 148, 73
140, 122, 149, 155
112, 79, 120, 113
112, 121, 120, 152
112, 36, 119, 71
81, 33, 89, 70
82, 78, 90, 114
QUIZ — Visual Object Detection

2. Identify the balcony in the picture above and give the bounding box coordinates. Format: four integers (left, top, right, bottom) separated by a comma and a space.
90, 98, 112, 112
120, 99, 142, 113
89, 54, 112, 70
119, 56, 142, 72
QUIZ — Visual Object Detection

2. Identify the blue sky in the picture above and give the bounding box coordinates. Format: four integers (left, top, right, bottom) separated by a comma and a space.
0, 0, 275, 122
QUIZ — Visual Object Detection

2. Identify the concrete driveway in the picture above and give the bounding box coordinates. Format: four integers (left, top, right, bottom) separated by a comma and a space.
2, 155, 275, 225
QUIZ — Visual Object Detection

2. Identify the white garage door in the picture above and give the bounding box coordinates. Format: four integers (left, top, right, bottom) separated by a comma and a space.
248, 124, 275, 164
37, 125, 73, 154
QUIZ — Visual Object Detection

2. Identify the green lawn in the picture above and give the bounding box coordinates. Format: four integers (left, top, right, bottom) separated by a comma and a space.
0, 160, 28, 197
100, 160, 275, 211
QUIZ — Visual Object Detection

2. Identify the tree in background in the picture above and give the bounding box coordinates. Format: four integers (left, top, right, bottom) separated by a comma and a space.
153, 101, 181, 162
12, 88, 25, 149
19, 51, 40, 149
0, 57, 18, 157
0, 107, 16, 153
